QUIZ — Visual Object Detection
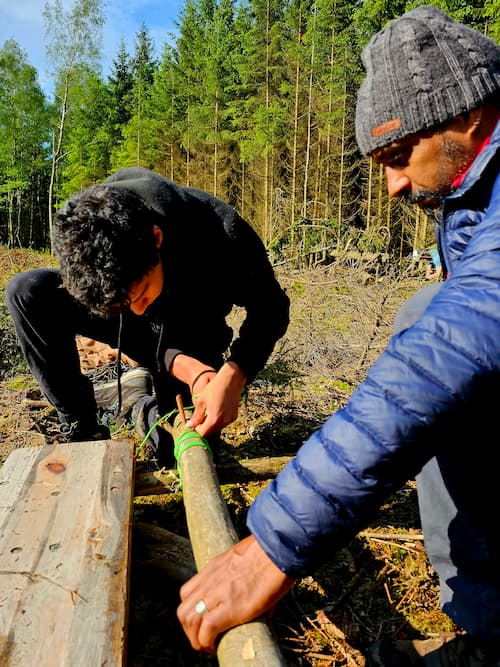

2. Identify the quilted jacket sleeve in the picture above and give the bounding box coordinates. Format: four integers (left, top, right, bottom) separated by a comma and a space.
248, 173, 500, 576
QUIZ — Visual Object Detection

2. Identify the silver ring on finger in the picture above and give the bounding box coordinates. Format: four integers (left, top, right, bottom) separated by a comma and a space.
195, 599, 209, 616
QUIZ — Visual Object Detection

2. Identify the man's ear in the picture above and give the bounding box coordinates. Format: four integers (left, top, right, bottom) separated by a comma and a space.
465, 107, 483, 136
152, 225, 163, 249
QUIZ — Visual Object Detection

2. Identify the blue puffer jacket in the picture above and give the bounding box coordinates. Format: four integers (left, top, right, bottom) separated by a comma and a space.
248, 119, 500, 638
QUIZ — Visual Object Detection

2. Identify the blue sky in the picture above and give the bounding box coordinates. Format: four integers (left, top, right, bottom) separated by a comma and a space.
0, 0, 185, 94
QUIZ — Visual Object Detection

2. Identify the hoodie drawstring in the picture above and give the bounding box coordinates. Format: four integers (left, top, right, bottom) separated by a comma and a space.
156, 321, 164, 373
115, 310, 124, 417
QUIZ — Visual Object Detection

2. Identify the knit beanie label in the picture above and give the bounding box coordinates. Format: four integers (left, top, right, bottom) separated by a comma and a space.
355, 5, 500, 156
372, 119, 401, 138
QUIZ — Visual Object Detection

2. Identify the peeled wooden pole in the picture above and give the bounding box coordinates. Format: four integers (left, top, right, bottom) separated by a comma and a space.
134, 455, 293, 496
168, 411, 287, 666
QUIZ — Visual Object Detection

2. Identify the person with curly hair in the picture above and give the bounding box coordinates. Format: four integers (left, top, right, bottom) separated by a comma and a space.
5, 168, 290, 467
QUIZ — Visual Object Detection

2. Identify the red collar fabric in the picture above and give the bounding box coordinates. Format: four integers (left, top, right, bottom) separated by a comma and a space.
452, 116, 500, 189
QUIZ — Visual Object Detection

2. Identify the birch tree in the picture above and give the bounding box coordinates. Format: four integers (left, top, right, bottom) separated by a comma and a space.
43, 0, 104, 245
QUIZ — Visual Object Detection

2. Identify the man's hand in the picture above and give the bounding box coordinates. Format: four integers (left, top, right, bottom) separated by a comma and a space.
169, 356, 246, 436
177, 535, 296, 653
187, 361, 247, 437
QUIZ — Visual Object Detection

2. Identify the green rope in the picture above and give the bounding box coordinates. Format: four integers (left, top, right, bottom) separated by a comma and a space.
135, 407, 178, 457
174, 430, 212, 461
174, 430, 212, 489
134, 402, 211, 474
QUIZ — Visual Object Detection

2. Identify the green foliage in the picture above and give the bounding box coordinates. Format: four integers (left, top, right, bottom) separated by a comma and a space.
3, 0, 498, 263
43, 0, 105, 243
484, 0, 500, 41
333, 378, 353, 393
0, 40, 51, 247
291, 281, 306, 296
107, 39, 134, 139
357, 226, 390, 254
59, 69, 113, 198
352, 0, 408, 47
43, 0, 105, 73
143, 44, 182, 174
111, 23, 158, 170
0, 303, 26, 379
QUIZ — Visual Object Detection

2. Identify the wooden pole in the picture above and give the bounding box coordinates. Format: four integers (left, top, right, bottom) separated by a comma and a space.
134, 455, 293, 496
169, 413, 287, 666
133, 522, 196, 584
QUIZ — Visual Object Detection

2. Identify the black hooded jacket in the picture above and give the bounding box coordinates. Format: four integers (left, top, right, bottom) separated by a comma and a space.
104, 167, 290, 381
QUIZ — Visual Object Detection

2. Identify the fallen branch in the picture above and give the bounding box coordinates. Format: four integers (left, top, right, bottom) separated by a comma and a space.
133, 521, 196, 584
134, 455, 293, 496
22, 399, 51, 409
359, 530, 423, 541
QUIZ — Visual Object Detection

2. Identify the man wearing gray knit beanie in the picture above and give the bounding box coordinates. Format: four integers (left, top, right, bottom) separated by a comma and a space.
356, 4, 500, 158
177, 7, 500, 666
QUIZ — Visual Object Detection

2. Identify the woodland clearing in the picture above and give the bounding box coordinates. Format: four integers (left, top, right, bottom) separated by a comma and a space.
0, 246, 456, 666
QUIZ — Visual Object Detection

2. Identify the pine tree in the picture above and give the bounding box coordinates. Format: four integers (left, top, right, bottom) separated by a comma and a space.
192, 0, 239, 195
59, 69, 112, 198
146, 42, 183, 179
175, 0, 209, 185
107, 39, 134, 143
111, 23, 158, 169
235, 0, 288, 243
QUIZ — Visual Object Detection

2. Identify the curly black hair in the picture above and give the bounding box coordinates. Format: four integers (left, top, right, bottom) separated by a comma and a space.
53, 185, 162, 317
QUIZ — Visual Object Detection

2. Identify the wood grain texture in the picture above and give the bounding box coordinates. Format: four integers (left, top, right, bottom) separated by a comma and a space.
0, 440, 134, 667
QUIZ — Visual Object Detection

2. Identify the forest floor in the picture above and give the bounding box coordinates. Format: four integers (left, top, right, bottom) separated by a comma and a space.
0, 246, 457, 666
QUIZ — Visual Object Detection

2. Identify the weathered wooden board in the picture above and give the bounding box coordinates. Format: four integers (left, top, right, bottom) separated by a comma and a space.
0, 440, 134, 667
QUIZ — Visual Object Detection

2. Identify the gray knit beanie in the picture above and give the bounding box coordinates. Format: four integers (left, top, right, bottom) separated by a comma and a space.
355, 5, 500, 156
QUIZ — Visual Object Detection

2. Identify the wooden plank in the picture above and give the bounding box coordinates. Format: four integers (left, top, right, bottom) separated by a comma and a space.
0, 440, 134, 667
